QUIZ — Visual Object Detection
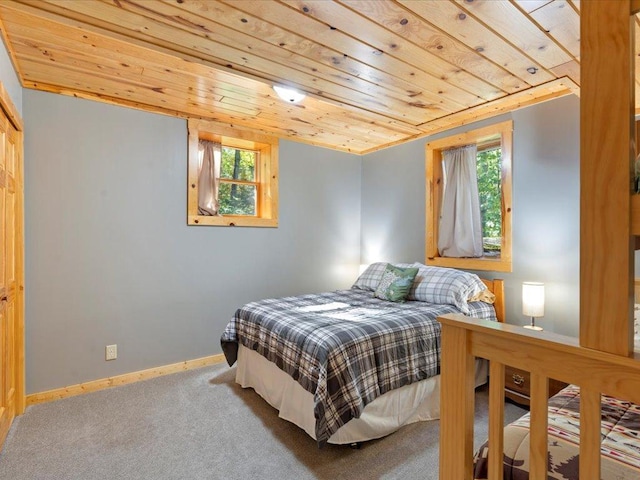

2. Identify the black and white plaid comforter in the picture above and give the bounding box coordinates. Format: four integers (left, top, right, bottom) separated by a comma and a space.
220, 288, 497, 446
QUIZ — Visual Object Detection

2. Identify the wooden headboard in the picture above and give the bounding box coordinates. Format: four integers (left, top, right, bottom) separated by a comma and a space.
481, 278, 505, 324
635, 279, 640, 303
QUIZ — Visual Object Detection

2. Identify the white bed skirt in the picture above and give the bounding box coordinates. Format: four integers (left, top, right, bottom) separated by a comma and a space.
236, 344, 488, 445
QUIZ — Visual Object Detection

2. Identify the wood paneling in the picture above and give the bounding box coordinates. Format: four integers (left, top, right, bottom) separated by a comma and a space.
0, 0, 613, 153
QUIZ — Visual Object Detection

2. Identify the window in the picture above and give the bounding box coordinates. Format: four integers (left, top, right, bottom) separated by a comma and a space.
187, 118, 278, 227
218, 146, 258, 216
426, 120, 512, 272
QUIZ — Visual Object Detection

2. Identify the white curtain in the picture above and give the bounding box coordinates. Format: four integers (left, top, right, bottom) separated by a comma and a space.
438, 144, 483, 258
198, 139, 222, 216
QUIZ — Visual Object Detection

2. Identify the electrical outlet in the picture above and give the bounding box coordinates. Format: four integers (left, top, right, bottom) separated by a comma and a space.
105, 344, 117, 361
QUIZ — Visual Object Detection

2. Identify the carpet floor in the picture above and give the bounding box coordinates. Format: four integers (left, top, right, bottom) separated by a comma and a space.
0, 363, 526, 480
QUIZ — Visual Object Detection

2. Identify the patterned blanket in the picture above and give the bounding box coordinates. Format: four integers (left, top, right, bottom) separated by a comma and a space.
474, 385, 640, 479
221, 288, 497, 446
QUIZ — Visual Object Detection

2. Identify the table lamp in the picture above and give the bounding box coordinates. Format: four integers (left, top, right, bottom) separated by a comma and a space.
522, 282, 544, 331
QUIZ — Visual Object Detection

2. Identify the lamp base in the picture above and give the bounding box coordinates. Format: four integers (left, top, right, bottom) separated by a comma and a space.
523, 324, 544, 331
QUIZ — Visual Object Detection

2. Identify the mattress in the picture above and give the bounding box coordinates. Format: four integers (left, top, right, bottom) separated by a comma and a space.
237, 344, 489, 445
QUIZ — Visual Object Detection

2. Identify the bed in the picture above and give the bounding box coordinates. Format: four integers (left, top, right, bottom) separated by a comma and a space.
473, 384, 640, 480
220, 262, 504, 447
472, 285, 640, 479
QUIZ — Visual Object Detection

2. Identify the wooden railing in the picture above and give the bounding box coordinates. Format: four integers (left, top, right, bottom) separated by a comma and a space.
436, 2, 640, 477
438, 314, 640, 480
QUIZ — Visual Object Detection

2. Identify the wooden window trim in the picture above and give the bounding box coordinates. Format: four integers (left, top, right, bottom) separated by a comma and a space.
425, 120, 513, 273
187, 118, 278, 227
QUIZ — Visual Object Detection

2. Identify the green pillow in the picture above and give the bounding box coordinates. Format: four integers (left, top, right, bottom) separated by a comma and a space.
374, 264, 419, 303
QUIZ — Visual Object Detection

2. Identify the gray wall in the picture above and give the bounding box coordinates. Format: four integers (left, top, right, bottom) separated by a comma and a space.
0, 37, 21, 115
24, 90, 361, 393
19, 78, 639, 392
360, 140, 426, 264
361, 95, 581, 336
511, 96, 580, 336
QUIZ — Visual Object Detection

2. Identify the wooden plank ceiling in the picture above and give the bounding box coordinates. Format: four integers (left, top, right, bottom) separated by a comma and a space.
0, 0, 620, 154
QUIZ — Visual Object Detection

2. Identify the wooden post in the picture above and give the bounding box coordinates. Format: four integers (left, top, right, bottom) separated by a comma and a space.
439, 324, 475, 479
488, 361, 505, 480
579, 387, 602, 480
528, 374, 549, 480
580, 0, 634, 356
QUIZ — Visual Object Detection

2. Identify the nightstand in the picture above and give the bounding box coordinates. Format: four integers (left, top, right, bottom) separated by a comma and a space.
504, 365, 568, 408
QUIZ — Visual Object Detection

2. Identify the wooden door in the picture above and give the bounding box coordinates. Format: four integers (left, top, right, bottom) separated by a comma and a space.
0, 85, 24, 449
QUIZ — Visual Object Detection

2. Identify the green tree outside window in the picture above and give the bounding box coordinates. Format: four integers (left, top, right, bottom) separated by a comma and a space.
477, 147, 502, 257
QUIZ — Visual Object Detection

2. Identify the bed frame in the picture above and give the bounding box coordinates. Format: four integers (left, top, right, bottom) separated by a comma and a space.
438, 2, 640, 479
481, 278, 505, 324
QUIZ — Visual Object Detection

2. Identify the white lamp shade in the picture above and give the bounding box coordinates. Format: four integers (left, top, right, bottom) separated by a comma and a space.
522, 282, 545, 317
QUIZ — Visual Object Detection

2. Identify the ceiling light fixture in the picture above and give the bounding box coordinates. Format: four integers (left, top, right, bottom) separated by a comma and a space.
273, 85, 306, 103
